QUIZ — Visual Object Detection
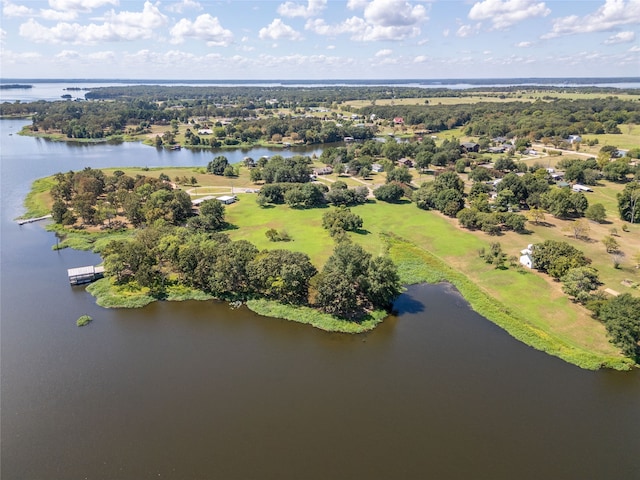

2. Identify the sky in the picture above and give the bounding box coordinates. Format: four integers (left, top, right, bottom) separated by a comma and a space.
1, 0, 639, 80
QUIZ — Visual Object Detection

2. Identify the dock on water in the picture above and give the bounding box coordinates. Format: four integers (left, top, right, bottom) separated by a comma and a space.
18, 214, 52, 225
68, 265, 105, 285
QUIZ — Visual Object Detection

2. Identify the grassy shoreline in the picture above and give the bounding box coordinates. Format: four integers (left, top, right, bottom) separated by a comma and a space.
384, 233, 634, 371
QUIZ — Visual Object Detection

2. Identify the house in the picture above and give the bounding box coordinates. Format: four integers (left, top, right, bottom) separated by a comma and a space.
572, 184, 593, 193
198, 128, 213, 135
216, 195, 237, 205
519, 245, 535, 269
567, 135, 582, 144
488, 146, 507, 154
313, 166, 333, 176
393, 117, 404, 125
371, 163, 384, 173
343, 136, 355, 143
461, 142, 480, 153
550, 171, 565, 181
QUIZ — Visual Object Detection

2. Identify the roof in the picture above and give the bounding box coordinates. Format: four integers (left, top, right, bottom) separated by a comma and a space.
68, 266, 96, 277
192, 195, 217, 205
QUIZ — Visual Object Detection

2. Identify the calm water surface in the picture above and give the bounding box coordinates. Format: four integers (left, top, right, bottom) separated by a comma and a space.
1, 118, 639, 479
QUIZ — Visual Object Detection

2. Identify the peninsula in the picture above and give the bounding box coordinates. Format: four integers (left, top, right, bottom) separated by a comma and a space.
17, 85, 640, 370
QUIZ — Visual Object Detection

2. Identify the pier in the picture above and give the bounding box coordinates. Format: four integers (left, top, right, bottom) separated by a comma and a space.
17, 214, 52, 225
68, 265, 105, 285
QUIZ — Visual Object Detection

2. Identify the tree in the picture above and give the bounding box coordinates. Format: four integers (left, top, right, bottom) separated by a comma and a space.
207, 155, 229, 175
602, 235, 620, 253
585, 203, 607, 223
531, 240, 590, 279
373, 183, 404, 202
188, 199, 226, 232
618, 183, 640, 224
561, 267, 600, 304
247, 250, 317, 304
569, 218, 591, 240
603, 159, 630, 182
386, 166, 413, 184
482, 242, 506, 268
322, 207, 363, 237
526, 207, 546, 225
598, 293, 640, 360
314, 242, 400, 318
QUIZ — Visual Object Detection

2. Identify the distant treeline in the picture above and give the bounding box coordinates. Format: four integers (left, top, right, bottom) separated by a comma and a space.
0, 84, 33, 89
1, 86, 639, 142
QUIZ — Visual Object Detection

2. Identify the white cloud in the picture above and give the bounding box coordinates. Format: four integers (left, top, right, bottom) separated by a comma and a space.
55, 49, 81, 60
375, 48, 393, 56
87, 50, 116, 61
456, 23, 481, 37
19, 2, 167, 44
629, 45, 640, 51
468, 0, 550, 29
413, 55, 428, 63
166, 0, 202, 14
2, 1, 35, 17
170, 14, 233, 46
543, 0, 640, 39
0, 28, 6, 45
363, 0, 428, 27
604, 31, 636, 44
259, 19, 303, 41
277, 0, 326, 18
306, 0, 428, 41
40, 8, 78, 20
48, 0, 118, 12
442, 28, 450, 37
516, 41, 532, 47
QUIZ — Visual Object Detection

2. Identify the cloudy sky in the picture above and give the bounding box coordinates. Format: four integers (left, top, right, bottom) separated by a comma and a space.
1, 0, 639, 79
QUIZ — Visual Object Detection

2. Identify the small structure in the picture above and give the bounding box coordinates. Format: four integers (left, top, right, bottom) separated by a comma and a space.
313, 166, 333, 176
371, 163, 384, 173
216, 195, 237, 205
192, 195, 217, 206
572, 184, 593, 193
398, 158, 413, 167
567, 135, 582, 144
198, 128, 213, 135
519, 245, 534, 269
68, 265, 104, 285
461, 142, 480, 153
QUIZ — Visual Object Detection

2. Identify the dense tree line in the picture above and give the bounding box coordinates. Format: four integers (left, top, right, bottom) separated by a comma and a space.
50, 167, 194, 228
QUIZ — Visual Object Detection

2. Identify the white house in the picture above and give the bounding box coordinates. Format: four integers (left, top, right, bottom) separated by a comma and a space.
519, 244, 534, 269
567, 135, 582, 144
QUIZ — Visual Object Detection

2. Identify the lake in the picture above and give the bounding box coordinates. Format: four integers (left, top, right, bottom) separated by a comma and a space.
1, 118, 639, 479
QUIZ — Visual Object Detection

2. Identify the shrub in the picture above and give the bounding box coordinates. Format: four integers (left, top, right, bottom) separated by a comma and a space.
76, 315, 92, 327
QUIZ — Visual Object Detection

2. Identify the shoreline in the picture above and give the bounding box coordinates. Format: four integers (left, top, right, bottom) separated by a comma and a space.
20, 168, 637, 371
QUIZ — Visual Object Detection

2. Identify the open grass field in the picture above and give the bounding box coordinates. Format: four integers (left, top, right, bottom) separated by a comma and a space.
344, 92, 640, 109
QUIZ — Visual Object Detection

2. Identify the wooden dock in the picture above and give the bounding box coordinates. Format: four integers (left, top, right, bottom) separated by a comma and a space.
17, 214, 52, 225
68, 265, 105, 285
